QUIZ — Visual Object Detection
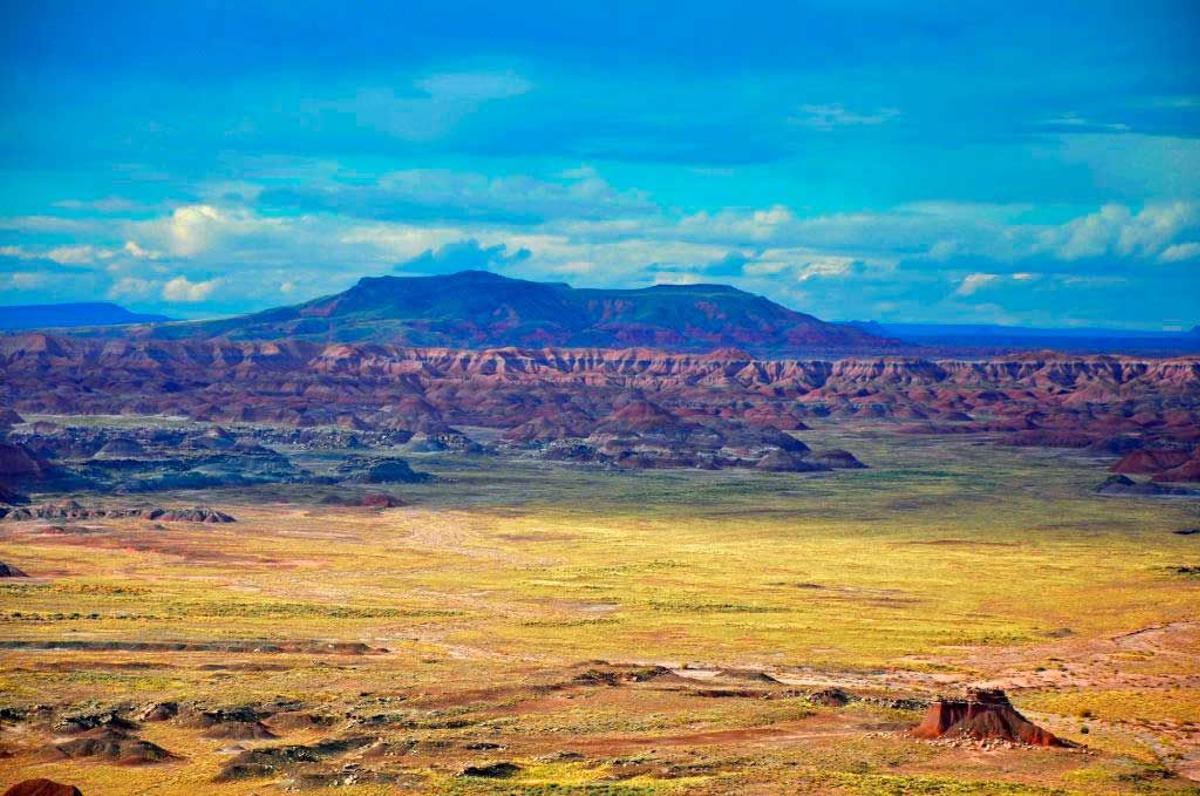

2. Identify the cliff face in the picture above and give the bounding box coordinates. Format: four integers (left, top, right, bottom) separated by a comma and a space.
4, 335, 1196, 389
1, 335, 1197, 455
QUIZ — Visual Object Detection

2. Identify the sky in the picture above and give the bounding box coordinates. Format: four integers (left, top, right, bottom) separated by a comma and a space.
1, 1, 1198, 328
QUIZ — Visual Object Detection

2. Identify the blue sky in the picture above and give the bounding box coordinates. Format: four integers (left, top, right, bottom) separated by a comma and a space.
1, 1, 1198, 328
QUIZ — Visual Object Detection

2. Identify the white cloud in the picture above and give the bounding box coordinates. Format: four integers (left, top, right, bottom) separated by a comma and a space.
122, 240, 160, 259
1036, 113, 1130, 133
651, 271, 704, 286
0, 272, 46, 290
796, 257, 858, 281
338, 223, 466, 261
743, 255, 862, 282
168, 204, 223, 256
139, 204, 284, 257
1038, 202, 1198, 261
678, 205, 796, 241
108, 276, 156, 298
162, 275, 220, 302
1159, 242, 1200, 262
0, 242, 143, 265
955, 273, 999, 296
791, 103, 901, 131
45, 244, 104, 265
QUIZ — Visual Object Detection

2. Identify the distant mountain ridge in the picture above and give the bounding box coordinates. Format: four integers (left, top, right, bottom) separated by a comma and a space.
145, 270, 892, 355
0, 302, 170, 331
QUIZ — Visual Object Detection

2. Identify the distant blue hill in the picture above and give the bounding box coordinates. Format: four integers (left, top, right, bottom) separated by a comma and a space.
850, 321, 1200, 355
0, 302, 171, 331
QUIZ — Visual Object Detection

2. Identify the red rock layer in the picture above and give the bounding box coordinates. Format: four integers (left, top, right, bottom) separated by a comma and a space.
912, 689, 1065, 746
1, 335, 1197, 453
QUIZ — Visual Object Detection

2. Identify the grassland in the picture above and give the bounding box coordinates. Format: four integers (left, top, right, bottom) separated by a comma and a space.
1, 422, 1198, 794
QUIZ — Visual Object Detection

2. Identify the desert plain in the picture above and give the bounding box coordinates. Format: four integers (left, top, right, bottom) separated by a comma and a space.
2, 418, 1198, 795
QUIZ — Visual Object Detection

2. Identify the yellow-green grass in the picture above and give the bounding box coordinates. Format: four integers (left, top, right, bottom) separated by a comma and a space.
1, 423, 1198, 794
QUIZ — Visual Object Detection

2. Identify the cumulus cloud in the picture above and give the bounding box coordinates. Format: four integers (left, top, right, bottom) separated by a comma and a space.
162, 275, 220, 302
167, 204, 223, 256
395, 239, 531, 275
140, 204, 283, 257
1040, 202, 1198, 261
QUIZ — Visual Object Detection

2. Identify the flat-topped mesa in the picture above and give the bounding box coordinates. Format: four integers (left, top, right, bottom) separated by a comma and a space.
912, 688, 1068, 747
132, 269, 893, 354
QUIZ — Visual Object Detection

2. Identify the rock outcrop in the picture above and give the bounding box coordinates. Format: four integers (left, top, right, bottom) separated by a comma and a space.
0, 561, 27, 577
0, 501, 235, 523
48, 726, 176, 765
3, 780, 83, 796
0, 442, 46, 479
912, 688, 1067, 746
1111, 449, 1193, 475
1095, 474, 1187, 496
